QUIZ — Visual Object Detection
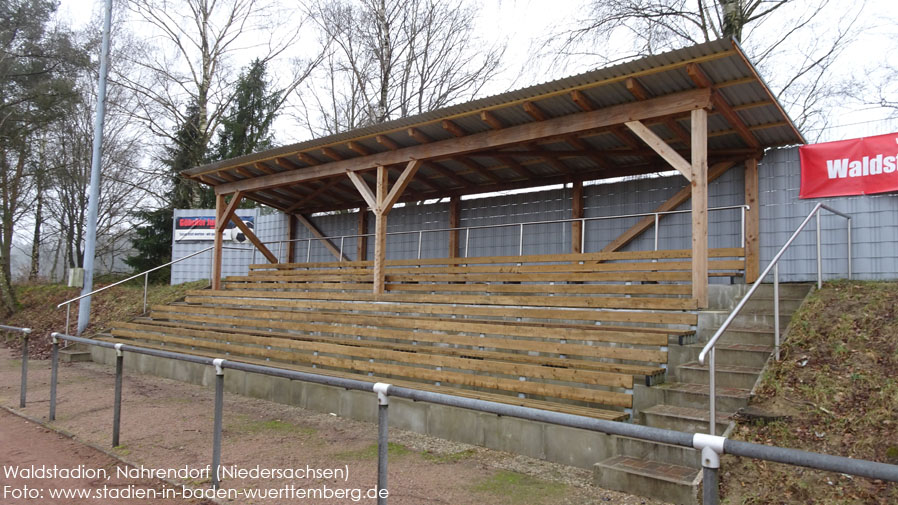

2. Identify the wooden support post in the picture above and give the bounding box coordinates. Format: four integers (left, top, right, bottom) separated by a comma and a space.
211, 193, 225, 290
358, 209, 368, 261
744, 157, 760, 283
231, 213, 278, 264
286, 214, 296, 263
691, 108, 709, 308
449, 196, 460, 258
373, 166, 389, 295
571, 180, 584, 254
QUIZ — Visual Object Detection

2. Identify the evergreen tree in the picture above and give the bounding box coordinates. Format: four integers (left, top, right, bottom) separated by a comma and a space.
167, 101, 214, 209
214, 58, 280, 160
124, 208, 172, 283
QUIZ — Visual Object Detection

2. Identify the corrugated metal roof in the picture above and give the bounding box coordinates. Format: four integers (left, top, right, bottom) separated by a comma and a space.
186, 38, 804, 213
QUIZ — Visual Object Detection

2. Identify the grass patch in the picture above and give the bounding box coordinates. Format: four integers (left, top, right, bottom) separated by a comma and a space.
113, 445, 131, 456
336, 442, 411, 461
227, 415, 316, 436
421, 448, 477, 464
471, 470, 566, 504
721, 281, 898, 504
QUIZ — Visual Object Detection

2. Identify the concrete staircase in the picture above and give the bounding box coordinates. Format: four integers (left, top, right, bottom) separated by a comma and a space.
593, 283, 812, 505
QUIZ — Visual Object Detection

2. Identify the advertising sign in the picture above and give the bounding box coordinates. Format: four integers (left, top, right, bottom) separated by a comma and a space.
174, 214, 255, 241
799, 132, 898, 198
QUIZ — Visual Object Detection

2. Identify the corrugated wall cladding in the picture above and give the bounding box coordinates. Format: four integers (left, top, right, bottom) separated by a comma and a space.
758, 147, 897, 282
170, 146, 898, 285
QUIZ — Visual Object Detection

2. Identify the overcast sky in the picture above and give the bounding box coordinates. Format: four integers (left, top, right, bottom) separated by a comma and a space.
54, 0, 898, 143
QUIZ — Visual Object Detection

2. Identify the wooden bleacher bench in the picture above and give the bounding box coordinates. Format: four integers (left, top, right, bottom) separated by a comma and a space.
107, 248, 745, 422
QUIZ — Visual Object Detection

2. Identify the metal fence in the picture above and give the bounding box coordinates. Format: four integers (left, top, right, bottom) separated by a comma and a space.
1, 324, 31, 408
5, 330, 893, 505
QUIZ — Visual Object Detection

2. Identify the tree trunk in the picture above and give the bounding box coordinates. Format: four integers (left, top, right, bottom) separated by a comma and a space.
720, 0, 744, 41
29, 167, 44, 281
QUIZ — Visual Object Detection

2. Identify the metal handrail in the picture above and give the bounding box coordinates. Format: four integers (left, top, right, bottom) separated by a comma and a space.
42, 332, 898, 505
698, 202, 852, 435
0, 324, 31, 408
256, 204, 749, 263
57, 245, 248, 335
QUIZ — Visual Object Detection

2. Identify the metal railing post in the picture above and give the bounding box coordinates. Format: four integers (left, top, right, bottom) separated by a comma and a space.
112, 344, 124, 447
464, 228, 470, 258
277, 241, 282, 263
374, 383, 390, 505
19, 330, 29, 408
708, 347, 716, 436
340, 236, 345, 262
519, 224, 524, 256
417, 231, 423, 260
702, 446, 721, 505
774, 263, 781, 361
306, 238, 312, 262
816, 210, 822, 289
212, 359, 225, 489
654, 213, 660, 251
49, 334, 59, 421
66, 304, 71, 336
143, 272, 149, 313
251, 247, 257, 265
581, 218, 586, 254
741, 206, 747, 248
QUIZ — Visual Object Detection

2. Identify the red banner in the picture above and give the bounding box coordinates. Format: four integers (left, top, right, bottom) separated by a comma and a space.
799, 132, 898, 198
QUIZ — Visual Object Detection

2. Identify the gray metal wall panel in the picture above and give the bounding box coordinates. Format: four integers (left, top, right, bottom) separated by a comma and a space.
758, 147, 898, 282
170, 208, 259, 285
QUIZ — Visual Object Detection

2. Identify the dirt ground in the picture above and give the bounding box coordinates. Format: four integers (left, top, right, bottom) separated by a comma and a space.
0, 348, 668, 505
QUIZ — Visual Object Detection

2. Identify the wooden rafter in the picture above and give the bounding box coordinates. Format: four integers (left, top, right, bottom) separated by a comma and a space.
564, 137, 612, 170
376, 135, 401, 150
442, 119, 466, 138
480, 110, 504, 130
427, 161, 473, 188
455, 156, 501, 183
626, 78, 691, 145
214, 88, 713, 195
297, 152, 321, 166
496, 155, 534, 178
347, 141, 371, 156
286, 178, 344, 212
407, 127, 432, 144
687, 63, 760, 149
522, 101, 548, 121
321, 147, 344, 161
274, 158, 300, 171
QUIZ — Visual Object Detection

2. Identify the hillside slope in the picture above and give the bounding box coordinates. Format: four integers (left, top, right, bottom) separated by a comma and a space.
722, 280, 898, 504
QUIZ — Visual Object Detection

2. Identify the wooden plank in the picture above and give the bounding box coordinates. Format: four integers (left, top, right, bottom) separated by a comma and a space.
120, 319, 666, 378
691, 108, 709, 307
211, 193, 225, 290
601, 161, 735, 252
625, 120, 692, 180
113, 324, 633, 389
149, 304, 669, 363
285, 177, 342, 212
182, 295, 679, 344
213, 89, 713, 195
571, 180, 583, 253
228, 213, 277, 263
252, 247, 745, 270
98, 335, 630, 420
295, 214, 348, 261
687, 63, 760, 149
346, 171, 377, 210
744, 157, 760, 282
382, 160, 421, 213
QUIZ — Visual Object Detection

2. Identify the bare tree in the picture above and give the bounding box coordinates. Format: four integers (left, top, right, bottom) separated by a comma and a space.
543, 0, 865, 136
302, 0, 505, 135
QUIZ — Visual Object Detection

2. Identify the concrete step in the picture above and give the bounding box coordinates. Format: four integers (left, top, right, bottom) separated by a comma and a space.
677, 342, 773, 369
641, 404, 732, 434
611, 435, 700, 469
59, 344, 93, 363
736, 297, 804, 314
635, 382, 751, 413
594, 455, 699, 505
697, 327, 775, 346
700, 311, 791, 332
676, 361, 763, 390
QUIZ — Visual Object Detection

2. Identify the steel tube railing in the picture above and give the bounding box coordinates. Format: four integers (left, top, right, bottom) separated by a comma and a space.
261, 205, 748, 260
699, 203, 852, 435
1, 325, 31, 408
41, 333, 897, 503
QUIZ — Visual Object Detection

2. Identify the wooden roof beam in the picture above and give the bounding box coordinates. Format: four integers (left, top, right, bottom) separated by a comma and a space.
480, 110, 504, 130
442, 120, 467, 138
347, 141, 372, 156
321, 147, 344, 161
376, 135, 401, 150
626, 78, 691, 145
297, 152, 321, 166
286, 178, 346, 212
495, 155, 534, 178
564, 137, 612, 170
625, 120, 692, 180
687, 63, 760, 149
455, 156, 502, 183
408, 127, 433, 144
214, 88, 712, 194
522, 101, 548, 121
427, 161, 474, 189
